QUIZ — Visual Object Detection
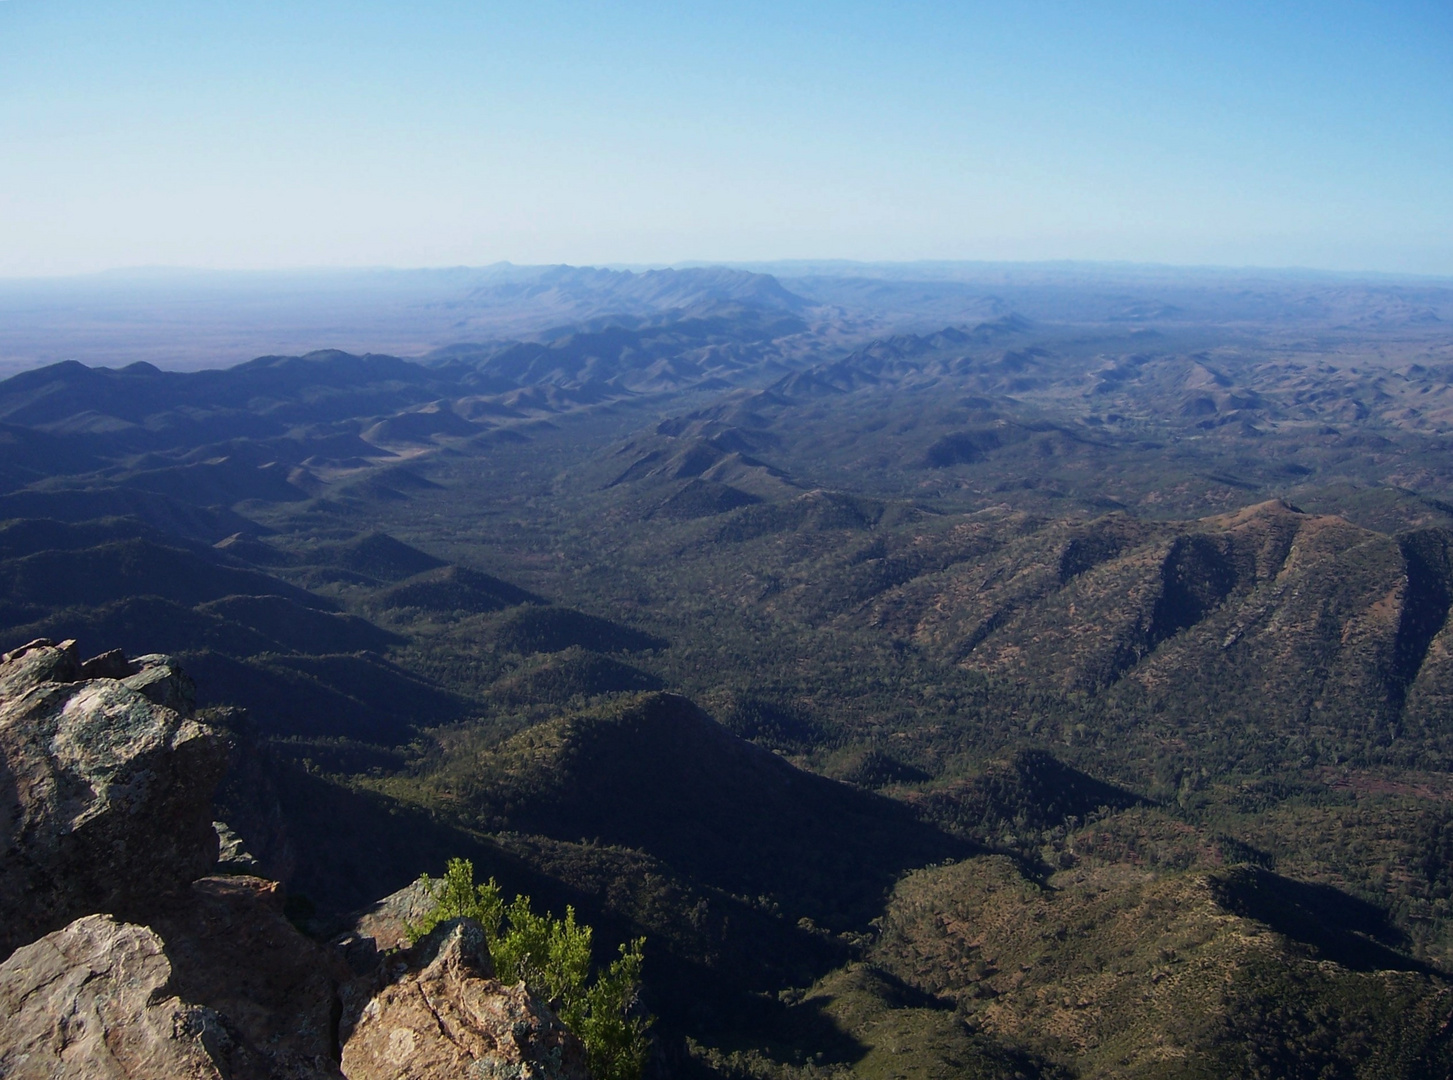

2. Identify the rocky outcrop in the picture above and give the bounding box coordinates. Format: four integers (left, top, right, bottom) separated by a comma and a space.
0, 639, 595, 1080
0, 639, 227, 958
336, 878, 437, 960
215, 820, 263, 874
0, 913, 233, 1080
341, 919, 591, 1080
148, 875, 350, 1079
210, 712, 299, 885
0, 881, 352, 1080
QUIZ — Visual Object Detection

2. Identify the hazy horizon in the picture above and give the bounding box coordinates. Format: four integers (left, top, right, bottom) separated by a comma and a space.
3, 2, 1450, 277
2, 255, 1449, 379
3, 255, 1453, 287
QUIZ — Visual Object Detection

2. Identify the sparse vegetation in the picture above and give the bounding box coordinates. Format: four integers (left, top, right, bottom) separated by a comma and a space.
408, 858, 651, 1080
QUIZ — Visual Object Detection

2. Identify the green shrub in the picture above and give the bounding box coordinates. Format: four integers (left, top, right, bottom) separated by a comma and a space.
408, 858, 651, 1080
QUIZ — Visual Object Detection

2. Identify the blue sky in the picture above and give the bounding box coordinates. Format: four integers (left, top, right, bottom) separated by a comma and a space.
1, 1, 1450, 275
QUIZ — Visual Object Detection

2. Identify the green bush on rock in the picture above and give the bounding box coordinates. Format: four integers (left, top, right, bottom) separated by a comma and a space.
408, 857, 650, 1080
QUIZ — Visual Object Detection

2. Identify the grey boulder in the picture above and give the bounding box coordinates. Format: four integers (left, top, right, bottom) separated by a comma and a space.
0, 639, 227, 958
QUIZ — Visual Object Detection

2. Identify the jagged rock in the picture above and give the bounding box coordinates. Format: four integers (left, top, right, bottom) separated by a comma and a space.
122, 653, 198, 712
339, 877, 438, 958
329, 879, 439, 1042
0, 639, 591, 1078
148, 875, 349, 1079
0, 637, 82, 698
78, 647, 138, 681
341, 918, 591, 1080
0, 881, 352, 1080
215, 820, 261, 874
0, 639, 227, 958
0, 913, 235, 1080
211, 712, 299, 885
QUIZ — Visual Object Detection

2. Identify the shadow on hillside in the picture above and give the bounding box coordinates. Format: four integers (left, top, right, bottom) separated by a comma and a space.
187, 650, 468, 743
1212, 866, 1436, 974
214, 726, 872, 1055
479, 694, 977, 933
908, 748, 1146, 844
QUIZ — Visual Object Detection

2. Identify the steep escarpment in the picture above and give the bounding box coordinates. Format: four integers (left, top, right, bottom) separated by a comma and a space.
854, 501, 1453, 763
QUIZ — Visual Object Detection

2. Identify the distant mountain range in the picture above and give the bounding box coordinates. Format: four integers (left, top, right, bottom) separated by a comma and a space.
0, 264, 817, 373
4, 260, 1448, 376
452, 264, 811, 319
8, 267, 1453, 1078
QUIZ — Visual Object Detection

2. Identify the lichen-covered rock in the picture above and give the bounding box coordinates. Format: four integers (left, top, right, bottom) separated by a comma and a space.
0, 913, 233, 1080
0, 639, 227, 958
341, 918, 591, 1080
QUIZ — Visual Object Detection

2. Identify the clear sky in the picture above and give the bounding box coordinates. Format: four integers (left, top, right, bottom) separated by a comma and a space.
1, 1, 1450, 276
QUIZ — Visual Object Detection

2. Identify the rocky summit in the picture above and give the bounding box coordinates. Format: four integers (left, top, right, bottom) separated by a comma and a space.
0, 638, 224, 956
0, 644, 584, 1080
